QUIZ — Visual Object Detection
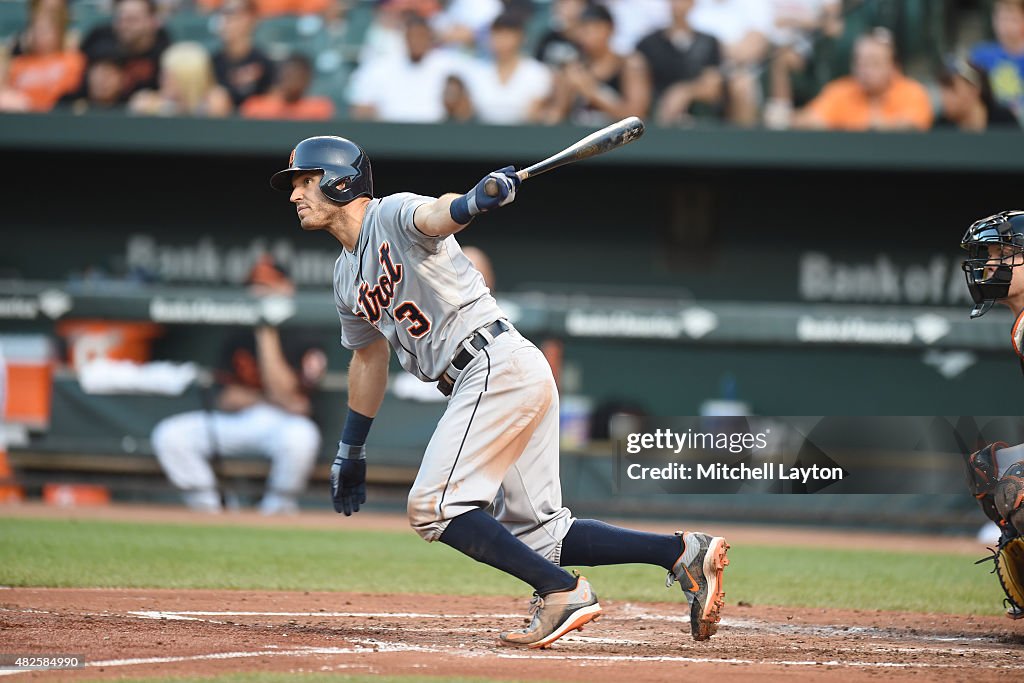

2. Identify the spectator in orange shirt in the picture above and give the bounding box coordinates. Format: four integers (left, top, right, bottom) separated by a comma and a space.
793, 27, 933, 132
240, 54, 335, 120
0, 12, 84, 112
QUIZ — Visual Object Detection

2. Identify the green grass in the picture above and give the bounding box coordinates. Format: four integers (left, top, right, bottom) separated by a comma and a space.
0, 517, 1005, 615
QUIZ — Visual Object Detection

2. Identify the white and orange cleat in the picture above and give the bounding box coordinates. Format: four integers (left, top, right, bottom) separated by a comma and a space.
499, 573, 602, 649
667, 531, 730, 641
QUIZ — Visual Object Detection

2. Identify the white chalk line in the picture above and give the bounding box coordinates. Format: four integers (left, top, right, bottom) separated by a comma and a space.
113, 610, 1024, 663
122, 609, 1020, 647
5, 607, 1023, 676
338, 639, 1024, 670
0, 646, 387, 677
15, 606, 1018, 647
127, 610, 525, 620
1, 635, 1020, 677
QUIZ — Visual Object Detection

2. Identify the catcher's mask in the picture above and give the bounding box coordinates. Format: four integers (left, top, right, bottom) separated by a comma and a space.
961, 210, 1024, 319
270, 135, 374, 205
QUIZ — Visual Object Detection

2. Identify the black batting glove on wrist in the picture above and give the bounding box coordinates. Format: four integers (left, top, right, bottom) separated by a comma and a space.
331, 443, 367, 516
449, 166, 520, 224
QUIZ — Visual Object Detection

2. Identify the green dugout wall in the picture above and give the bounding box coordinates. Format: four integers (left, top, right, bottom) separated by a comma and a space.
3, 114, 1024, 417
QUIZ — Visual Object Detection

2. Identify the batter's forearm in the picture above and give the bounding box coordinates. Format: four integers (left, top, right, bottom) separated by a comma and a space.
348, 338, 389, 417
415, 168, 520, 237
413, 194, 468, 238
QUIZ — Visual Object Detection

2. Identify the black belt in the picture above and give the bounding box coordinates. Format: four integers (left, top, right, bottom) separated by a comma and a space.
437, 319, 510, 396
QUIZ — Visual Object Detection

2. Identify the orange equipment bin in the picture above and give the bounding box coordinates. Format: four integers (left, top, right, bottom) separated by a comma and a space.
1, 334, 56, 503
1, 334, 55, 430
56, 320, 164, 369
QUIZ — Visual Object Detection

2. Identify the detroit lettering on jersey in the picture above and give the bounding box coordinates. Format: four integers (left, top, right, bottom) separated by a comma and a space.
333, 193, 503, 382
355, 241, 431, 338
356, 241, 405, 323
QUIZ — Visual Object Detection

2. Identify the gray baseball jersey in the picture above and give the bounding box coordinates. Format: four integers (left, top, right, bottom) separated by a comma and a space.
334, 191, 574, 559
332, 192, 501, 381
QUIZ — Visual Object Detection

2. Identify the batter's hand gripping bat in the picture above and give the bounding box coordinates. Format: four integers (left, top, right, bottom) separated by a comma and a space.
483, 116, 646, 197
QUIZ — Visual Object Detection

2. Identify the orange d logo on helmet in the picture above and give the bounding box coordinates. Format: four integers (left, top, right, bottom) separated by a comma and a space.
288, 148, 296, 166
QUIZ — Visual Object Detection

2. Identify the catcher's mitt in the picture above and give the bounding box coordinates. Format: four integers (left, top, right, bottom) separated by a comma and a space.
977, 527, 1024, 619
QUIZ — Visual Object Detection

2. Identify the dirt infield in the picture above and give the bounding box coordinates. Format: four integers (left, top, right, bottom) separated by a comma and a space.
2, 587, 1024, 682
2, 505, 1023, 681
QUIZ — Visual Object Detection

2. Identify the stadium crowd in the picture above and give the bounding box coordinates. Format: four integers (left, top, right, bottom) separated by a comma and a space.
0, 0, 1021, 132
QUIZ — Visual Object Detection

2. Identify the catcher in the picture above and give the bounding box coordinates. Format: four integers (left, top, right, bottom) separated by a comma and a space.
960, 209, 1024, 619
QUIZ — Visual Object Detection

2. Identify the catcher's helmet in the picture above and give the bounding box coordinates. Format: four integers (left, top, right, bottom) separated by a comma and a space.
270, 136, 373, 204
961, 210, 1024, 318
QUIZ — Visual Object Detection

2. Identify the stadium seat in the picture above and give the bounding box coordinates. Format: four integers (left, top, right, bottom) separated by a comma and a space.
0, 0, 25, 42
523, 1, 550, 55
310, 56, 351, 114
71, 1, 112, 38
164, 10, 220, 51
254, 14, 327, 60
824, 0, 946, 77
334, 0, 374, 62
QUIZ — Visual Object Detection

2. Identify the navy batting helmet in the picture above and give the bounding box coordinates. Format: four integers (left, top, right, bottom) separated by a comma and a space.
270, 136, 373, 204
961, 210, 1024, 318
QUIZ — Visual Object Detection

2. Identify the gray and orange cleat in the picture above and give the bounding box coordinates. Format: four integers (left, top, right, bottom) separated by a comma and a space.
499, 573, 602, 649
667, 531, 730, 641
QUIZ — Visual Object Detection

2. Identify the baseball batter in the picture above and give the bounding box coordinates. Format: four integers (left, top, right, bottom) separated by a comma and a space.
271, 135, 730, 647
960, 210, 1024, 619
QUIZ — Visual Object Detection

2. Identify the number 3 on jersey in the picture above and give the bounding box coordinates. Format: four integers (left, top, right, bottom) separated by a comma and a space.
395, 301, 431, 337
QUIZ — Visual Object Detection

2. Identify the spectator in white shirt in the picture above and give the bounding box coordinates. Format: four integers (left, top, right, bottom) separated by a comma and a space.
603, 0, 671, 56
348, 13, 462, 123
462, 13, 553, 124
432, 0, 503, 52
688, 0, 773, 126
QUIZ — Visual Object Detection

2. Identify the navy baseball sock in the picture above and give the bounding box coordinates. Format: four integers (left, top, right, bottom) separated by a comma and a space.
559, 519, 682, 571
439, 508, 578, 596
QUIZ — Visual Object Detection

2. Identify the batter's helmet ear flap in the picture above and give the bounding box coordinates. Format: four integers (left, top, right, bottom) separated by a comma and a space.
270, 136, 373, 204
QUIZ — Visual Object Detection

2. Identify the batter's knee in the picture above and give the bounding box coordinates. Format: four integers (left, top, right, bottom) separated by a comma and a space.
406, 485, 444, 542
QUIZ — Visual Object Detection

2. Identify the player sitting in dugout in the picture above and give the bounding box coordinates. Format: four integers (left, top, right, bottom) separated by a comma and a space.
151, 256, 327, 514
961, 210, 1024, 620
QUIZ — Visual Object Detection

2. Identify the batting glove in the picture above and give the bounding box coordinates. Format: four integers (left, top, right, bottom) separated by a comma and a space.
450, 166, 520, 224
331, 443, 367, 516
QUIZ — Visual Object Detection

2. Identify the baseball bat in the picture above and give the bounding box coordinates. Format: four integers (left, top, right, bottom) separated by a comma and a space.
483, 116, 645, 197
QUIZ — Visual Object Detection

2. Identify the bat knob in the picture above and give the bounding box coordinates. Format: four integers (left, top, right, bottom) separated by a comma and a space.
483, 177, 500, 197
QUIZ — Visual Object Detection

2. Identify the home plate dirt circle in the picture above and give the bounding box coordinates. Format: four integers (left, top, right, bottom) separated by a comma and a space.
2, 588, 1023, 682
